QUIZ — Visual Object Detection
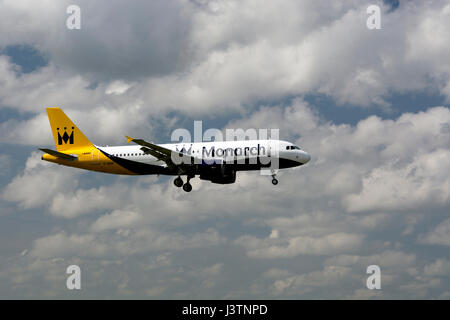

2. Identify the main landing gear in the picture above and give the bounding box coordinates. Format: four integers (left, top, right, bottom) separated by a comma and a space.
173, 175, 193, 192
182, 181, 192, 192
174, 176, 183, 188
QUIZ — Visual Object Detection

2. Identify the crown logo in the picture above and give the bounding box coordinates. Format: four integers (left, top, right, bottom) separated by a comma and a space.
57, 127, 74, 145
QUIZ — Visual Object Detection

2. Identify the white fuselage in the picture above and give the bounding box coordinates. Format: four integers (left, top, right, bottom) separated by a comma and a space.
98, 139, 311, 172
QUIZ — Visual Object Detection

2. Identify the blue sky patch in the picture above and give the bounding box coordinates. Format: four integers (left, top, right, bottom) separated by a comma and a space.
2, 44, 48, 74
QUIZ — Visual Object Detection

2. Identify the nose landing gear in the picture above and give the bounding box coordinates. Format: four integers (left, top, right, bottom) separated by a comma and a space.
271, 173, 278, 185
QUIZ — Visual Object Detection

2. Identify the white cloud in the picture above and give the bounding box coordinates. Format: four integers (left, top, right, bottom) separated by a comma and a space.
271, 265, 353, 296
324, 250, 417, 269
419, 218, 450, 246
2, 151, 80, 209
91, 210, 142, 232
0, 0, 191, 80
1, 1, 450, 122
424, 259, 450, 276
49, 186, 126, 219
30, 227, 224, 259
30, 232, 107, 259
138, 0, 450, 110
235, 233, 365, 258
344, 149, 450, 213
105, 81, 135, 96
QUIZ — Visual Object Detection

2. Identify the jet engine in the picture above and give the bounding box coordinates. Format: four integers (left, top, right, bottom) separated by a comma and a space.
199, 164, 236, 184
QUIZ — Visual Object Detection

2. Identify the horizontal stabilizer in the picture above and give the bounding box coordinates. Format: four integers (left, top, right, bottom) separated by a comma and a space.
39, 148, 78, 160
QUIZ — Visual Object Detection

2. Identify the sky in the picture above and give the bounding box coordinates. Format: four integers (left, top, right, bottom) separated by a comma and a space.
0, 0, 449, 299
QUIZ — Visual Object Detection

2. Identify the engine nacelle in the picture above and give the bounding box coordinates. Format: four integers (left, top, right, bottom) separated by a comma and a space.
199, 164, 236, 184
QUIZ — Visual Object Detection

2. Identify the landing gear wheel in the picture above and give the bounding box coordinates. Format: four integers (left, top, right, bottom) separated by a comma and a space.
182, 182, 192, 192
174, 176, 183, 188
271, 172, 278, 185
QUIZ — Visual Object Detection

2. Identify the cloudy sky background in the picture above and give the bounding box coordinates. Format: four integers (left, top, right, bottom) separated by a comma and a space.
0, 0, 449, 299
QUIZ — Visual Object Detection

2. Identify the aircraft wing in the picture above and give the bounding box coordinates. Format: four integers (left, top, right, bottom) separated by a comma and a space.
39, 148, 78, 160
125, 136, 197, 170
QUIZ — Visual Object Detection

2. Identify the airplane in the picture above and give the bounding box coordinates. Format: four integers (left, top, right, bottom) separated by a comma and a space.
40, 108, 311, 192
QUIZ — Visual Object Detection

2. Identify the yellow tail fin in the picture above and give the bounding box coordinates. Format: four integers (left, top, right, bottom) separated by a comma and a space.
46, 107, 94, 151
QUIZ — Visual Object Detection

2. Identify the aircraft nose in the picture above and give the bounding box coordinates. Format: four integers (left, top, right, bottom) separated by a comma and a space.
299, 151, 311, 164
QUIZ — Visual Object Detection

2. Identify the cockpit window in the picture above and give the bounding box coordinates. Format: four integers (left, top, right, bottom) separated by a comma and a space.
293, 146, 301, 150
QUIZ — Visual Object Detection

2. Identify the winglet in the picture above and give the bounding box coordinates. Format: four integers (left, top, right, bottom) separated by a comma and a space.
126, 135, 134, 143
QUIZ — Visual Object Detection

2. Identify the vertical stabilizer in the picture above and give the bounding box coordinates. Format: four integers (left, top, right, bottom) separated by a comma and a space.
46, 108, 94, 151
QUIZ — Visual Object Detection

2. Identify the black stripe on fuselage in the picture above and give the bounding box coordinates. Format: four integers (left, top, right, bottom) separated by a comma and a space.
278, 157, 303, 169
230, 157, 302, 171
98, 148, 170, 175
98, 147, 301, 175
